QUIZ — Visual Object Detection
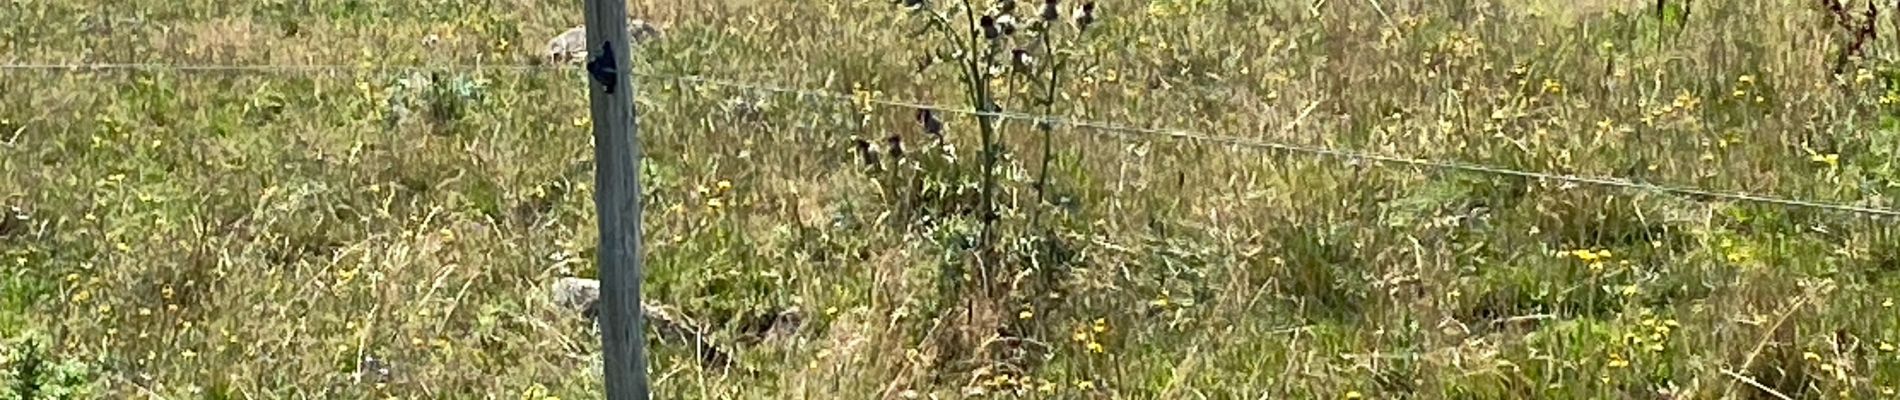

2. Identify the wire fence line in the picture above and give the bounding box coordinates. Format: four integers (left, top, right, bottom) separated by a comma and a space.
0, 62, 563, 73
4, 62, 1899, 218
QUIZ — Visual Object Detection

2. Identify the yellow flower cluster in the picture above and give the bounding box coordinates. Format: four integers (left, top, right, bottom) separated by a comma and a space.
1146, 0, 1211, 18
1626, 312, 1678, 355
1804, 349, 1859, 397
962, 366, 1059, 397
1071, 318, 1110, 354
696, 179, 736, 212
1730, 75, 1766, 104
1641, 90, 1703, 127
1604, 310, 1679, 380
1564, 248, 1622, 273
1150, 289, 1181, 309
850, 83, 884, 116
1541, 79, 1565, 95
1718, 238, 1753, 264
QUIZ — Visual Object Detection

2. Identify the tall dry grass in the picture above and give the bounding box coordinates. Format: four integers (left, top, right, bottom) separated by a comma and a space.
4, 0, 1900, 398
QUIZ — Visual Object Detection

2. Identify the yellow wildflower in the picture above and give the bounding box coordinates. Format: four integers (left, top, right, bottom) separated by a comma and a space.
1542, 79, 1564, 95
1811, 153, 1840, 168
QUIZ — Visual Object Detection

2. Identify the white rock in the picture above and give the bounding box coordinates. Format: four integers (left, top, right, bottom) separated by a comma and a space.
544, 19, 664, 65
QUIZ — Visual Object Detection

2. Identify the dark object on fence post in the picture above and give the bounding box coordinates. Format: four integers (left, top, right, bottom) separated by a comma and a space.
582, 0, 650, 398
587, 43, 619, 94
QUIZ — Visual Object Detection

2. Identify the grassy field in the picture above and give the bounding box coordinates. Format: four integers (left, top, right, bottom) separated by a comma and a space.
5, 0, 1900, 398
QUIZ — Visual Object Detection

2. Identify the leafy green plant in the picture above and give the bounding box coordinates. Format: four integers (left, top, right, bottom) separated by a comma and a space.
382, 70, 490, 133
1, 332, 95, 400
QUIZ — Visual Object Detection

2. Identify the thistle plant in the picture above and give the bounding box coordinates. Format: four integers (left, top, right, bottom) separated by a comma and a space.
1026, 1, 1097, 224
886, 0, 1099, 294
890, 0, 1008, 271
1817, 0, 1879, 76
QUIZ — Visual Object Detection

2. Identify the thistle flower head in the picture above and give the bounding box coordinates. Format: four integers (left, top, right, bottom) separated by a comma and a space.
1012, 48, 1034, 70
997, 15, 1018, 36
917, 109, 944, 137
1076, 2, 1096, 30
887, 134, 906, 160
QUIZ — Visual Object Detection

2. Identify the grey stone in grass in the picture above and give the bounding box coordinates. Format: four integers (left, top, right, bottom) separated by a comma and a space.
551, 276, 604, 315
551, 277, 734, 368
0, 205, 27, 237
544, 20, 664, 65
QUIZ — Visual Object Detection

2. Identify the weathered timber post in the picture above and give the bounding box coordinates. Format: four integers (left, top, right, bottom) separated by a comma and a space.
580, 0, 649, 398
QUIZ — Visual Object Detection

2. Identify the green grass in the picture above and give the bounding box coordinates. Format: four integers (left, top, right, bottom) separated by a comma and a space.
4, 0, 1900, 398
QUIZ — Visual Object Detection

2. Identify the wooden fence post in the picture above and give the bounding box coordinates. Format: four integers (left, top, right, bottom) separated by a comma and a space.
580, 0, 649, 398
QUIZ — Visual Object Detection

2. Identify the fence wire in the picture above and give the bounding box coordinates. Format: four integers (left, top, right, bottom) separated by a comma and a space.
4, 62, 1897, 218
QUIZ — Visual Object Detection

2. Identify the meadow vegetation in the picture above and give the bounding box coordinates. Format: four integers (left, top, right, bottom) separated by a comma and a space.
4, 0, 1900, 398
